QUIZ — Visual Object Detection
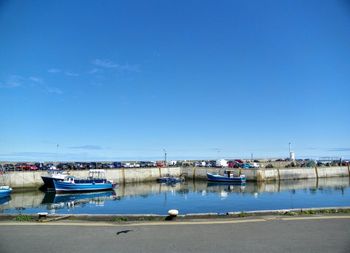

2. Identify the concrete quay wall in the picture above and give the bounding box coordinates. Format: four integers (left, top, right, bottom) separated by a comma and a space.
1, 166, 349, 188
181, 166, 350, 181
2, 167, 181, 189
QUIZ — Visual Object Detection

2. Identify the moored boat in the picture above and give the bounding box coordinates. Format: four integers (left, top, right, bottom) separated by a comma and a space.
53, 169, 114, 193
41, 169, 70, 189
0, 186, 12, 198
207, 170, 246, 183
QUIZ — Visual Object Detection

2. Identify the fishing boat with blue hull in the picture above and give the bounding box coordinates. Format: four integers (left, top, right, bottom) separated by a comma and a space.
53, 169, 114, 193
207, 170, 246, 183
0, 186, 12, 198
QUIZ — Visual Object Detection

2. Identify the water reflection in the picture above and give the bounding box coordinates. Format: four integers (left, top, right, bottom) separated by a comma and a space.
0, 196, 11, 205
0, 177, 349, 214
42, 191, 116, 213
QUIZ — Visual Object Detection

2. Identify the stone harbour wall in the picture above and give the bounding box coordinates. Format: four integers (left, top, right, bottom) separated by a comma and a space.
1, 166, 349, 189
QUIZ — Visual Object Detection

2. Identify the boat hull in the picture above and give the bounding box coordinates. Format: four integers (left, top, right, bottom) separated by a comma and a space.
53, 180, 114, 193
206, 173, 246, 183
41, 176, 64, 189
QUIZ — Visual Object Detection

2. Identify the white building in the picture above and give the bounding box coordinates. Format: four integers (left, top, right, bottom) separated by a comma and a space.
290, 152, 295, 161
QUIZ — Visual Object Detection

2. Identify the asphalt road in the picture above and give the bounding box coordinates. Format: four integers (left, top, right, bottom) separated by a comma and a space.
0, 216, 349, 253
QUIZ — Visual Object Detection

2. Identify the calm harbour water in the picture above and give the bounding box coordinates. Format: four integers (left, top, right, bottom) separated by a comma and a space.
0, 177, 349, 215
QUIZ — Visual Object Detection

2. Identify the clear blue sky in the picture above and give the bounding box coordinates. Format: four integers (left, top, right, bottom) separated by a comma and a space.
0, 0, 349, 161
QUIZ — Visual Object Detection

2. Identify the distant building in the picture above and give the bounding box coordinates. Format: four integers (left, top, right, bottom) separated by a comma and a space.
290, 152, 295, 161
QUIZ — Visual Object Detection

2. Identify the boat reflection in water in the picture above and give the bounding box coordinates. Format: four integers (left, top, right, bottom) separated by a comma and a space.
0, 196, 11, 206
1, 177, 349, 215
205, 182, 246, 199
207, 181, 246, 189
42, 190, 116, 211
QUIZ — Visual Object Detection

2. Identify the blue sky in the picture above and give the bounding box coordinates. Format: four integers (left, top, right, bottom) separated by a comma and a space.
0, 0, 349, 161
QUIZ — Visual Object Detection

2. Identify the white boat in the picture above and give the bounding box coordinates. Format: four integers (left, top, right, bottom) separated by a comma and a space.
41, 169, 70, 189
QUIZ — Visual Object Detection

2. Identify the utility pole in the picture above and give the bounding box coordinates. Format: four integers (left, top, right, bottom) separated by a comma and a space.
56, 144, 59, 163
163, 149, 167, 167
289, 142, 291, 154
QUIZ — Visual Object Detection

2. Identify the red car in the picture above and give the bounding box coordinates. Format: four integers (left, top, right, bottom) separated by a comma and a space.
156, 161, 165, 168
16, 163, 38, 171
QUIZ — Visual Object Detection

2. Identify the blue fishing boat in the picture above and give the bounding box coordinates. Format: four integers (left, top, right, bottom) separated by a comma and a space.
0, 186, 12, 198
207, 170, 246, 183
53, 169, 114, 193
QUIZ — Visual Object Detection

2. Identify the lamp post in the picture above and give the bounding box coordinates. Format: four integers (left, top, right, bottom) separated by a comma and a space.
289, 142, 291, 154
163, 149, 167, 167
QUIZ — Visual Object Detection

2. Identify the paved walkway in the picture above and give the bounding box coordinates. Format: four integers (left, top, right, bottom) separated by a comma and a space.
1, 215, 349, 253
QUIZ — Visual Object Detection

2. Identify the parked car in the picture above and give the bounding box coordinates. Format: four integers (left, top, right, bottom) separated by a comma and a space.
341, 160, 349, 166
251, 162, 260, 168
15, 163, 38, 171
228, 161, 241, 168
242, 163, 254, 169
24, 164, 38, 170
194, 162, 201, 167
113, 162, 122, 168
4, 164, 15, 171
122, 163, 131, 168
156, 161, 165, 167
168, 160, 178, 166
207, 160, 216, 167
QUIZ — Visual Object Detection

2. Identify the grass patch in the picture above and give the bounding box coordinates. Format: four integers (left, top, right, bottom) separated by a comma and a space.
283, 211, 298, 216
112, 217, 128, 222
14, 215, 34, 222
300, 210, 317, 215
137, 216, 160, 221
283, 208, 350, 216
237, 212, 248, 217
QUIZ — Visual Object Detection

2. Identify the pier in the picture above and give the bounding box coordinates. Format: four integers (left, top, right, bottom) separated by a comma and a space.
1, 166, 349, 189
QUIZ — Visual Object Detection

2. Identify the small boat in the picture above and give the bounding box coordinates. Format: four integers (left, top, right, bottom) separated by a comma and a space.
41, 169, 70, 190
0, 186, 12, 198
207, 170, 246, 183
53, 169, 114, 193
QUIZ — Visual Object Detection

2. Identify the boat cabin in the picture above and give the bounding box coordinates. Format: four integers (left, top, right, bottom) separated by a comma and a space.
64, 176, 76, 183
224, 169, 240, 178
88, 169, 107, 180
